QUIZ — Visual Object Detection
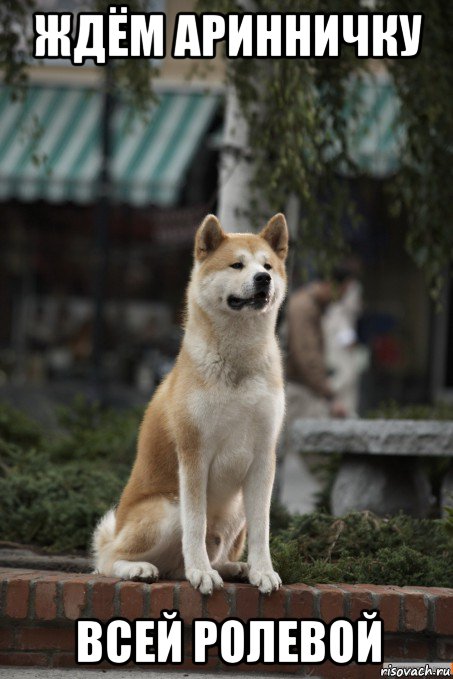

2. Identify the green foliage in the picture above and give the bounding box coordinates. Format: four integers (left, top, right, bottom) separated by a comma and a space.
271, 511, 453, 587
1, 0, 156, 113
49, 396, 139, 464
0, 401, 43, 448
383, 0, 453, 299
199, 0, 363, 276
0, 0, 34, 91
198, 0, 453, 293
368, 400, 453, 421
444, 507, 453, 539
0, 441, 125, 552
0, 400, 140, 552
309, 454, 342, 514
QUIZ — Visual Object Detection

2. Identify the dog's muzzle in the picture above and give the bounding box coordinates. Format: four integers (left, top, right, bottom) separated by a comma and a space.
227, 273, 272, 310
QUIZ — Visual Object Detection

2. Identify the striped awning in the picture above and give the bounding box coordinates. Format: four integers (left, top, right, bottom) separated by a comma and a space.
0, 85, 220, 206
345, 72, 404, 177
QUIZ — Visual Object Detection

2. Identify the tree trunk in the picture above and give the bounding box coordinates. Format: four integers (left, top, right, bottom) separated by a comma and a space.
217, 84, 255, 233
217, 0, 258, 233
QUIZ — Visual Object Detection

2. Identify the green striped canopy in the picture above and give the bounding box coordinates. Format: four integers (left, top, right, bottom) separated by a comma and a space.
345, 72, 404, 176
0, 85, 220, 206
0, 74, 402, 207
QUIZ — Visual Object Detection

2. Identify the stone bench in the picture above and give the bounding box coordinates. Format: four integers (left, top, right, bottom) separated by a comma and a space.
291, 419, 453, 517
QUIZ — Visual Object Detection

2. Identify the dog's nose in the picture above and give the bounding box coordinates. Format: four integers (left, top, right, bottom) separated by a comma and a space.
254, 272, 271, 288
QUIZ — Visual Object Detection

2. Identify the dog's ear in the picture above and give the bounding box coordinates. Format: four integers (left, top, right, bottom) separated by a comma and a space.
195, 214, 226, 261
259, 213, 289, 260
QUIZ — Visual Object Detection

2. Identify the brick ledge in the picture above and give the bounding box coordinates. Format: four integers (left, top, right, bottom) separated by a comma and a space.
0, 568, 452, 676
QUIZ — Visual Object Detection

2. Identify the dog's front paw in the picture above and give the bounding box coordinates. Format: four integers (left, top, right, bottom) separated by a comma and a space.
113, 560, 159, 582
217, 561, 249, 581
186, 568, 223, 595
248, 567, 282, 594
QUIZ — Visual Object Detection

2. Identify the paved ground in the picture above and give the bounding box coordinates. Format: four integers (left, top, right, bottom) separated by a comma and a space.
0, 669, 299, 678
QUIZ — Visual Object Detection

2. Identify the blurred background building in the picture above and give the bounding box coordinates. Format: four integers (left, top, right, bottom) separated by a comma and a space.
0, 0, 451, 413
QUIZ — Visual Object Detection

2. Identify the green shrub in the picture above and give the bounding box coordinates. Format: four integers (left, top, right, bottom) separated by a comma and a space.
0, 442, 126, 552
0, 402, 43, 448
270, 511, 453, 587
367, 400, 453, 421
49, 396, 140, 464
0, 399, 140, 552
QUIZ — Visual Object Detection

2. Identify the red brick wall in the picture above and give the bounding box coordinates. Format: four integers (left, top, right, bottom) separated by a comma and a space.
0, 568, 452, 677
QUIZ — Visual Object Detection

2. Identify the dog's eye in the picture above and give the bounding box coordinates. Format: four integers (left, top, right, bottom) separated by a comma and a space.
230, 262, 244, 270
264, 263, 272, 271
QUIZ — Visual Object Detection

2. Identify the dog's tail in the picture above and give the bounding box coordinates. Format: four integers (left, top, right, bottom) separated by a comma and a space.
91, 508, 116, 574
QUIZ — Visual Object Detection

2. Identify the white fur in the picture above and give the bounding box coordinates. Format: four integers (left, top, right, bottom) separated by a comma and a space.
93, 500, 185, 580
92, 508, 116, 574
112, 560, 159, 581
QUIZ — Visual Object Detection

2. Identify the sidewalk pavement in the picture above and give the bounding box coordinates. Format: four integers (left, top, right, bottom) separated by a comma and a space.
0, 669, 302, 678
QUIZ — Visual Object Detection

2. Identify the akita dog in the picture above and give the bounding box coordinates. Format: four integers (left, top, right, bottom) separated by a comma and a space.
93, 213, 288, 595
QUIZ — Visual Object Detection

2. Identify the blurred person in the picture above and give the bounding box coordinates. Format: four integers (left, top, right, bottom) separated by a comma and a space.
323, 279, 369, 417
274, 269, 353, 510
285, 269, 353, 423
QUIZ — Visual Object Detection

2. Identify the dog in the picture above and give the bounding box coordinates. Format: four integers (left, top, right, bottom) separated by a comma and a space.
93, 212, 288, 595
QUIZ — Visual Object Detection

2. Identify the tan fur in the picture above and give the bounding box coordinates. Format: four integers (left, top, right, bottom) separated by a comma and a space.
93, 213, 289, 594
228, 525, 247, 562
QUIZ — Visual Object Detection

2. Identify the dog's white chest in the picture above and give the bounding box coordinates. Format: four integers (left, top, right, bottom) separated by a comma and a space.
188, 377, 284, 503
189, 375, 279, 439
